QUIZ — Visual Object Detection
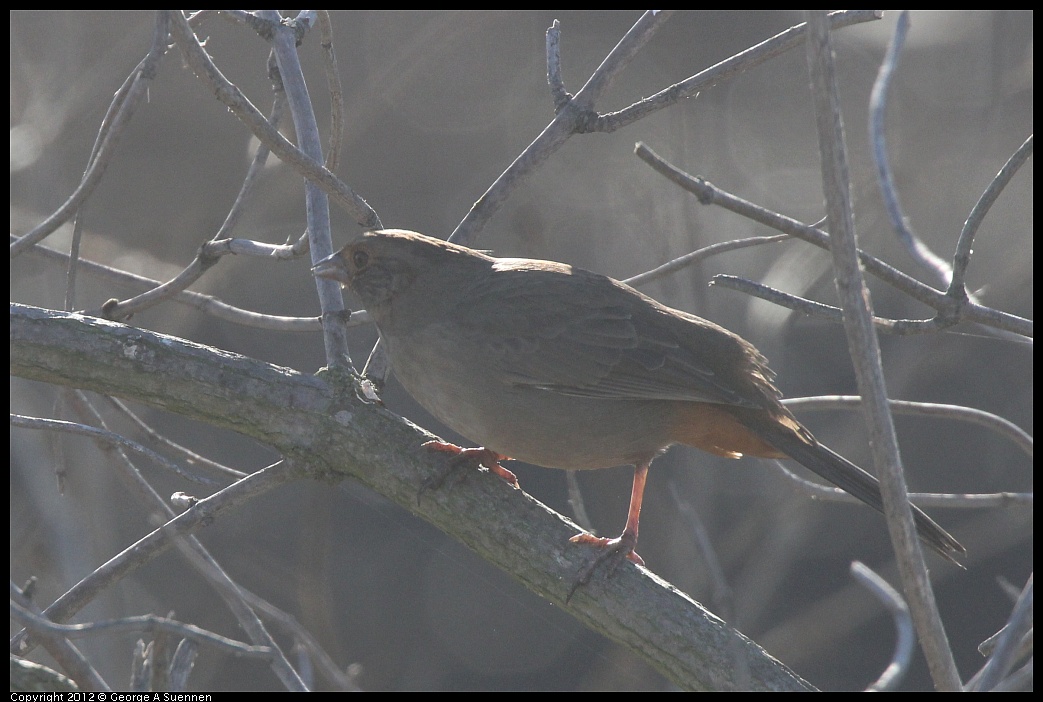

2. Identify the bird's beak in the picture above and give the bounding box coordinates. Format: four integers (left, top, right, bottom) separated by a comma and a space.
311, 252, 351, 285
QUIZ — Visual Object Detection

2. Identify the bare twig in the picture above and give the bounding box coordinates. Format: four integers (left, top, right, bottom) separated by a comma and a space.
166, 11, 380, 229
100, 396, 247, 480
623, 235, 789, 287
156, 493, 309, 691
546, 20, 570, 111
10, 413, 221, 486
36, 386, 310, 690
10, 13, 168, 259
210, 82, 285, 245
451, 12, 883, 247
785, 396, 1033, 461
449, 11, 674, 246
635, 142, 1033, 337
966, 574, 1033, 691
669, 481, 750, 690
595, 11, 884, 133
19, 234, 327, 332
870, 11, 954, 289
63, 15, 172, 310
805, 11, 960, 689
11, 462, 297, 656
773, 459, 1030, 510
10, 583, 110, 692
851, 562, 914, 692
97, 248, 222, 322
47, 21, 323, 325
711, 274, 952, 335
261, 9, 352, 371
10, 600, 273, 658
316, 11, 347, 174
773, 393, 1034, 510
949, 135, 1034, 299
564, 471, 593, 531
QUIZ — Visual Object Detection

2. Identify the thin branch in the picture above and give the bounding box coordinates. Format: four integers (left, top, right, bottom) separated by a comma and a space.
15, 15, 336, 328
211, 80, 285, 245
635, 142, 1033, 337
100, 396, 247, 480
870, 11, 954, 288
36, 389, 309, 690
785, 396, 1033, 461
805, 11, 961, 689
949, 134, 1034, 298
166, 11, 381, 229
261, 9, 352, 371
9, 601, 273, 659
773, 460, 1029, 510
851, 562, 914, 692
67, 15, 176, 315
669, 481, 750, 690
10, 414, 221, 487
202, 574, 362, 691
20, 238, 326, 331
10, 583, 111, 692
9, 654, 78, 693
623, 235, 789, 288
155, 489, 309, 691
200, 236, 307, 259
985, 662, 1032, 692
10, 13, 167, 259
168, 639, 199, 693
572, 10, 676, 113
596, 10, 884, 133
978, 615, 1034, 658
564, 471, 593, 532
449, 11, 673, 247
967, 574, 1034, 691
635, 142, 936, 301
774, 392, 1034, 510
316, 11, 347, 174
10, 460, 297, 656
711, 274, 953, 335
98, 248, 222, 322
450, 11, 882, 247
546, 20, 570, 111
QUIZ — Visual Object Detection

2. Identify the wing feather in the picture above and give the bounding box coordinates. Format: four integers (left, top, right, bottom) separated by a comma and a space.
450, 260, 775, 409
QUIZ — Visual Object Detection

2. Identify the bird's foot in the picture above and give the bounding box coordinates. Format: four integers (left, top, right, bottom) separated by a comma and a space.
418, 441, 518, 503
566, 531, 643, 603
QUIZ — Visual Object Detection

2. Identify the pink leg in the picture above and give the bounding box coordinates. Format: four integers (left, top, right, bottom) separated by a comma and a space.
567, 463, 649, 601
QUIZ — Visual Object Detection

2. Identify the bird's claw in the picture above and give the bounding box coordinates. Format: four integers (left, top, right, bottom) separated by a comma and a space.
565, 532, 643, 603
417, 441, 519, 504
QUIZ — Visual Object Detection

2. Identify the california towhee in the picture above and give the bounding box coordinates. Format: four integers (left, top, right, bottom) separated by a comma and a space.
313, 229, 965, 578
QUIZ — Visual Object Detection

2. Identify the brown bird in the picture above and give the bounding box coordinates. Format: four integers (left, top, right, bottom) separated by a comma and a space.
313, 229, 965, 579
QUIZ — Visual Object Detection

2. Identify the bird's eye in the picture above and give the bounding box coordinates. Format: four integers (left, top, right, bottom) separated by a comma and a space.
351, 250, 369, 269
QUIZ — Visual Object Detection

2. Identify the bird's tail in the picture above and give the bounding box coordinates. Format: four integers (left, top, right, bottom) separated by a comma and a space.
739, 410, 966, 566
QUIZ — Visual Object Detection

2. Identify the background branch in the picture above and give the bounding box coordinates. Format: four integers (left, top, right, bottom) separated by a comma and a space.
804, 11, 958, 688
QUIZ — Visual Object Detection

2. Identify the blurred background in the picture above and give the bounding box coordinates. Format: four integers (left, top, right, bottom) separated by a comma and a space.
11, 10, 1032, 691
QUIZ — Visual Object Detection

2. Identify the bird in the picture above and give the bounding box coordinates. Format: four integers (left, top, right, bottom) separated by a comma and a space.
312, 229, 965, 583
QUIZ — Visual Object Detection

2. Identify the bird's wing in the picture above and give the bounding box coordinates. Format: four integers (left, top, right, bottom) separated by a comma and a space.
453, 260, 775, 409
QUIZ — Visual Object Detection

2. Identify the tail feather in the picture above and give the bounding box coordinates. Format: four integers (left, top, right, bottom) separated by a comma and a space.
744, 414, 966, 565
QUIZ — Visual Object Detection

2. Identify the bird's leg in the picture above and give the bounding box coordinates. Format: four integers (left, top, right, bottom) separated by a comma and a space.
421, 440, 519, 489
567, 462, 648, 601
